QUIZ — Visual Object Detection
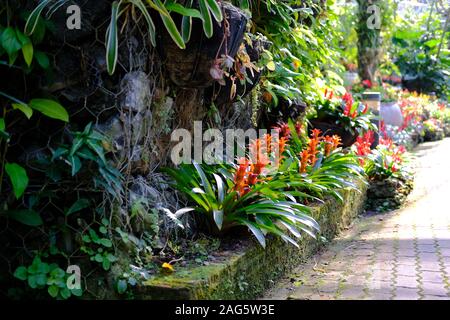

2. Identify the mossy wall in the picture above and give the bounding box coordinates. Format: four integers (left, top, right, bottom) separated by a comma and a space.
135, 180, 368, 300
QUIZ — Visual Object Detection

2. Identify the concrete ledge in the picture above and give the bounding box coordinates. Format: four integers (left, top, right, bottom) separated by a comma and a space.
135, 180, 368, 300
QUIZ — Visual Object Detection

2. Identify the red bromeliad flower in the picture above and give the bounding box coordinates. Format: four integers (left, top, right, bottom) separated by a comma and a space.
362, 79, 372, 88
354, 131, 374, 165
295, 122, 302, 136
274, 122, 291, 139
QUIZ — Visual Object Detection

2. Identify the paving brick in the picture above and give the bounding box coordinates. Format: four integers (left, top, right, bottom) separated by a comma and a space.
397, 250, 416, 258
396, 264, 418, 277
419, 261, 442, 272
417, 244, 436, 253
421, 295, 450, 300
395, 275, 420, 289
396, 256, 417, 266
421, 282, 449, 297
394, 287, 420, 300
420, 271, 444, 283
340, 286, 365, 300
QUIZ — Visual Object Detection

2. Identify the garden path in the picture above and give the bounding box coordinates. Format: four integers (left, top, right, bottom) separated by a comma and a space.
263, 138, 450, 300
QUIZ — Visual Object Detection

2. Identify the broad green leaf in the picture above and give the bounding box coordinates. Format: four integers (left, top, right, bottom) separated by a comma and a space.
0, 117, 8, 140
16, 30, 33, 67
66, 198, 90, 216
8, 209, 43, 227
5, 162, 28, 199
69, 155, 82, 176
34, 51, 50, 69
29, 99, 69, 122
14, 266, 28, 281
48, 285, 59, 298
1, 28, 22, 64
22, 42, 34, 67
165, 3, 202, 18
181, 15, 192, 43
242, 221, 266, 248
12, 103, 33, 119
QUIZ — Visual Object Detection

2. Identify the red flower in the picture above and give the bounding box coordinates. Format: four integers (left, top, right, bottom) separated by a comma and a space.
362, 80, 373, 88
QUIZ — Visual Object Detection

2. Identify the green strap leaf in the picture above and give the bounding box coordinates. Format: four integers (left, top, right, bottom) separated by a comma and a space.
106, 1, 120, 75
198, 0, 213, 38
206, 0, 223, 22
153, 0, 185, 49
7, 209, 43, 227
129, 0, 157, 47
25, 0, 52, 35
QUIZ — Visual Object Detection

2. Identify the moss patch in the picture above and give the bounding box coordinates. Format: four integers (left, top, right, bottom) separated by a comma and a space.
134, 180, 368, 300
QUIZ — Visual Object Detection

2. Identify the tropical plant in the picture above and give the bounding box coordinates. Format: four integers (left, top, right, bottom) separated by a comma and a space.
164, 161, 320, 248
391, 9, 449, 99
361, 137, 409, 181
311, 90, 377, 133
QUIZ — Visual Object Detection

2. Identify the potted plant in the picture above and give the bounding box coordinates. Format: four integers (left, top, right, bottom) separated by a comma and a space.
204, 33, 271, 106
379, 83, 403, 128
309, 90, 377, 147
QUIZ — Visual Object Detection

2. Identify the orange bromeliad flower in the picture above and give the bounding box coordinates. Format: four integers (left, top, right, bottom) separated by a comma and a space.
299, 149, 309, 174
323, 134, 342, 156
308, 129, 322, 166
332, 135, 342, 149
233, 158, 250, 196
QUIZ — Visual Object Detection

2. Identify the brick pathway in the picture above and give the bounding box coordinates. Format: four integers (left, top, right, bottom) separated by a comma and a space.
263, 138, 450, 300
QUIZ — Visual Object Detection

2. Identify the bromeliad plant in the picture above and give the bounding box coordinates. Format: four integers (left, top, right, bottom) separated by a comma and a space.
164, 120, 366, 248
356, 135, 409, 181
163, 161, 320, 248
312, 89, 377, 133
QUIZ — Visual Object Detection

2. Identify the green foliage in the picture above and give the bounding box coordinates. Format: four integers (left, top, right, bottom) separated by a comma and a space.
81, 218, 117, 271
49, 123, 123, 198
311, 91, 377, 133
13, 256, 82, 299
248, 0, 343, 105
363, 142, 411, 181
164, 161, 320, 248
102, 0, 223, 74
391, 9, 449, 99
164, 121, 366, 248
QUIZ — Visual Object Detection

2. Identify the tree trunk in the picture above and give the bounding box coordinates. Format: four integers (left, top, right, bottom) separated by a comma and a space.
356, 0, 383, 83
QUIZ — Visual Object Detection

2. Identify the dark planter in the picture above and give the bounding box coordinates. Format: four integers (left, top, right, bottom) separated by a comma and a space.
309, 118, 358, 148
205, 37, 270, 106
155, 2, 248, 88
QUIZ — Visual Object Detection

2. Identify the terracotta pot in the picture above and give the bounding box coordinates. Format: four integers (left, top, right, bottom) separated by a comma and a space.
155, 2, 248, 88
309, 118, 358, 148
